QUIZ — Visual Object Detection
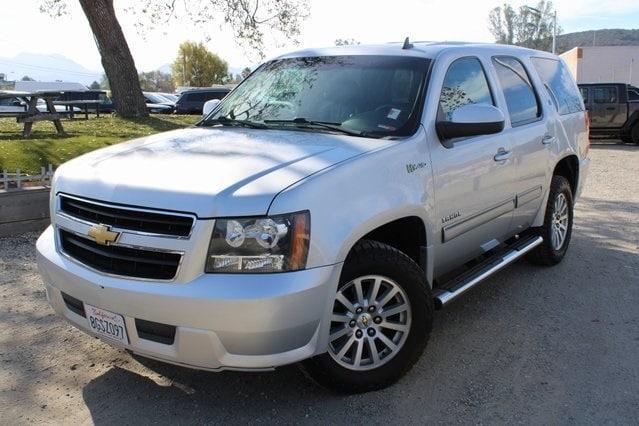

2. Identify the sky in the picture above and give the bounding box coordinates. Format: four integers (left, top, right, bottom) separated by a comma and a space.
0, 0, 639, 73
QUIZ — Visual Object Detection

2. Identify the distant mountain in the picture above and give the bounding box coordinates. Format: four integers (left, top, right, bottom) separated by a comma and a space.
0, 52, 102, 85
557, 29, 639, 53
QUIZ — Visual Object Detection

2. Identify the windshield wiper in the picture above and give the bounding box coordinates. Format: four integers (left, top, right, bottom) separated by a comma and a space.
205, 115, 267, 129
263, 118, 366, 137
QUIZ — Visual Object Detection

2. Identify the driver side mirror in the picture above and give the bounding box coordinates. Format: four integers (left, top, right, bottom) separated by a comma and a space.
202, 99, 221, 117
436, 104, 505, 147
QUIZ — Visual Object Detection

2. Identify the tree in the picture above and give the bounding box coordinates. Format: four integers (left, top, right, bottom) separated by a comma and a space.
171, 42, 228, 87
335, 38, 360, 46
40, 0, 308, 118
89, 80, 101, 90
488, 1, 561, 51
21, 75, 35, 81
241, 67, 252, 80
139, 71, 174, 92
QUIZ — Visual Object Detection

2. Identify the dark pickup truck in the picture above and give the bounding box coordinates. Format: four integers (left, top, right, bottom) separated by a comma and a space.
579, 83, 639, 143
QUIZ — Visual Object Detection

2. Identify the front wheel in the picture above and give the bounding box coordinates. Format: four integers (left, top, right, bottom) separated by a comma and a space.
528, 175, 574, 265
302, 240, 433, 393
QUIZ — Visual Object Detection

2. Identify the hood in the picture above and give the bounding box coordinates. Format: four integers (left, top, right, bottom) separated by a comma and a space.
54, 127, 394, 217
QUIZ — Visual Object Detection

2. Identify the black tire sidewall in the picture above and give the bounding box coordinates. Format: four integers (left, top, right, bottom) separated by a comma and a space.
302, 241, 433, 393
542, 176, 574, 262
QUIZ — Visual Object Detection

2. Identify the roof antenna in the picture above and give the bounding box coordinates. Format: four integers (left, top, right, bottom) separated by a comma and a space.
402, 36, 413, 50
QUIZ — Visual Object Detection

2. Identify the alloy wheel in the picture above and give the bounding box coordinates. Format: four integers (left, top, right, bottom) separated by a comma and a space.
551, 192, 569, 250
328, 275, 411, 371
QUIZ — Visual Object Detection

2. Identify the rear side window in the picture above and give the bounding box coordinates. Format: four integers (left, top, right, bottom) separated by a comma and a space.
492, 56, 541, 126
531, 58, 584, 114
439, 57, 493, 121
592, 87, 617, 104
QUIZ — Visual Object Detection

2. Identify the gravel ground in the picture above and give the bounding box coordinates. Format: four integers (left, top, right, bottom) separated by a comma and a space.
1, 141, 638, 424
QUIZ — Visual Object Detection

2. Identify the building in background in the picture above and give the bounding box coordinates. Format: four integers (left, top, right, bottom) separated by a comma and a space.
560, 46, 639, 86
13, 81, 88, 92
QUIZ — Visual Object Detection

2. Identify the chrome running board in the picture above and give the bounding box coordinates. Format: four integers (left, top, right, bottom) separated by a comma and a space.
433, 236, 543, 309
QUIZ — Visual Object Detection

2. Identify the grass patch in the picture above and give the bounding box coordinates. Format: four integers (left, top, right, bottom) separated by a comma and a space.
0, 115, 199, 173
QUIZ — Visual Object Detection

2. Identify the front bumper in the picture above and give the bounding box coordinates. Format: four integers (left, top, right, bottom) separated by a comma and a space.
36, 226, 340, 371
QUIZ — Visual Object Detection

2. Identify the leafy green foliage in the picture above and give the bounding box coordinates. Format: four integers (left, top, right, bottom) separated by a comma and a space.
0, 115, 199, 173
139, 70, 174, 92
171, 42, 228, 87
488, 1, 561, 51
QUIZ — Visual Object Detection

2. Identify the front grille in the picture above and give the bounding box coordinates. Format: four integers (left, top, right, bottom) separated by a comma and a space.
60, 230, 181, 280
60, 195, 193, 237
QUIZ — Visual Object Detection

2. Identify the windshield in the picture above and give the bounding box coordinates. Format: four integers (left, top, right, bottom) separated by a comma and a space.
203, 55, 430, 137
145, 93, 168, 104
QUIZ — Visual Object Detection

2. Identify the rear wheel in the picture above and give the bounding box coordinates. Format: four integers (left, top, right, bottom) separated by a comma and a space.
302, 240, 432, 393
631, 123, 639, 144
528, 175, 574, 265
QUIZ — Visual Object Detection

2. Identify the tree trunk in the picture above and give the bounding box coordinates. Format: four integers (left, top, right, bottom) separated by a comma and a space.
79, 0, 148, 118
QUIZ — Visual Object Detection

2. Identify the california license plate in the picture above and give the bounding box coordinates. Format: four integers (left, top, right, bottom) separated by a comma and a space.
85, 304, 129, 344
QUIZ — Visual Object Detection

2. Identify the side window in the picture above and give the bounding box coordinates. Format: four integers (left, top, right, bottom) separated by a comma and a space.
492, 56, 541, 125
439, 57, 493, 121
629, 89, 639, 102
531, 57, 584, 114
592, 87, 617, 104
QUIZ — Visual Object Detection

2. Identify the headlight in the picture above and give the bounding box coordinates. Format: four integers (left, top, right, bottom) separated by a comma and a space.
205, 211, 310, 273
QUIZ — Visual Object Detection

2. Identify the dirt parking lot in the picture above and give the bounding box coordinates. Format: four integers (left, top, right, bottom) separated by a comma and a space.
1, 141, 638, 424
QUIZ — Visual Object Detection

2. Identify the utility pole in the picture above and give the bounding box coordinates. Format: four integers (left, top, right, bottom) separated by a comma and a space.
630, 59, 634, 85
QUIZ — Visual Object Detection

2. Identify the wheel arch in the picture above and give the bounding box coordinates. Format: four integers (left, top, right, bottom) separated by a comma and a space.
553, 154, 579, 196
341, 215, 432, 286
533, 154, 579, 227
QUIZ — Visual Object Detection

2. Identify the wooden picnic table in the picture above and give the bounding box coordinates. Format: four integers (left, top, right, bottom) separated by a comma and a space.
0, 90, 68, 137
54, 100, 102, 120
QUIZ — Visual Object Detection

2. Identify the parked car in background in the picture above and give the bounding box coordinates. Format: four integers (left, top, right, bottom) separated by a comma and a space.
175, 88, 230, 114
159, 93, 179, 103
143, 92, 175, 114
0, 96, 26, 113
579, 83, 639, 144
37, 42, 589, 394
54, 90, 114, 114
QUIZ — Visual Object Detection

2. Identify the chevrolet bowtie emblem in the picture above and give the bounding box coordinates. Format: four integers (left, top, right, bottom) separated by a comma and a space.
88, 224, 119, 246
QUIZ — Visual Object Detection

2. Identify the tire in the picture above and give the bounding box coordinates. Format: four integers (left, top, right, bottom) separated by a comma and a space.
301, 240, 433, 394
631, 123, 639, 144
528, 175, 574, 265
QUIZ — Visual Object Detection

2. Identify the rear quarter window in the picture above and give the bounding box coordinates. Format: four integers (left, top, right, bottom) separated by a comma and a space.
531, 57, 584, 115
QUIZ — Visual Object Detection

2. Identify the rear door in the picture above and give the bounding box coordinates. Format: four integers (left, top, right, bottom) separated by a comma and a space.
429, 56, 516, 275
489, 56, 547, 234
590, 85, 626, 128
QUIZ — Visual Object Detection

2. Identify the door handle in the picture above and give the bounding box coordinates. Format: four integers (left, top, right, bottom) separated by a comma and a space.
493, 149, 512, 163
542, 134, 556, 145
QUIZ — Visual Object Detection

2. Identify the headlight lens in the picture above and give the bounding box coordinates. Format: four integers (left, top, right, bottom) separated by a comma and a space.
205, 211, 310, 273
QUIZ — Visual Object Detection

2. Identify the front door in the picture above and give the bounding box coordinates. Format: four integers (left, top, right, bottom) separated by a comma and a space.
430, 56, 516, 276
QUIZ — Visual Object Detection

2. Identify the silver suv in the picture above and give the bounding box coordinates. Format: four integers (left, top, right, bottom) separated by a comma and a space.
37, 41, 590, 393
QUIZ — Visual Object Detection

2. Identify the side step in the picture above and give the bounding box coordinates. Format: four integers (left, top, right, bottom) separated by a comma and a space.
433, 236, 543, 309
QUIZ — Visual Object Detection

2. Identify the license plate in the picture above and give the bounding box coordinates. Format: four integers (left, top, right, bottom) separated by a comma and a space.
85, 304, 129, 344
